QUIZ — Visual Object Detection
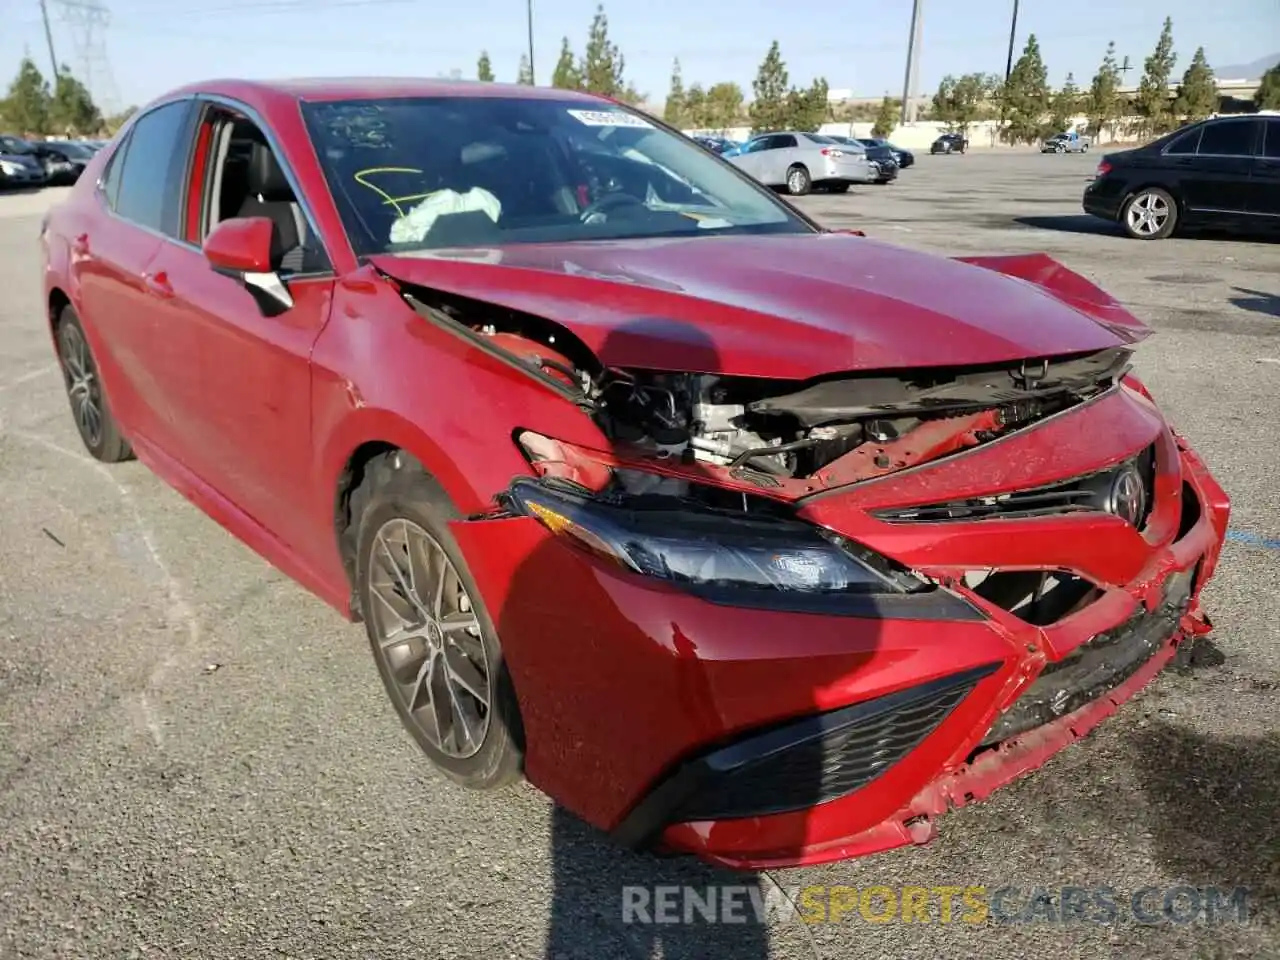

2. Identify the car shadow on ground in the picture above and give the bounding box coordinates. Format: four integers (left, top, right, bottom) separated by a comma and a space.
1126, 720, 1280, 924
1012, 214, 1280, 244
1228, 288, 1280, 319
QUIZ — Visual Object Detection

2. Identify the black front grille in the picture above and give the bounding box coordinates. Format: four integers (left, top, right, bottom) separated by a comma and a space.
670, 666, 994, 822
980, 574, 1192, 747
872, 445, 1156, 524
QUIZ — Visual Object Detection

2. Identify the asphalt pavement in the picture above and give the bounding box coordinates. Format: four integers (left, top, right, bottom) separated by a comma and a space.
1, 153, 1277, 959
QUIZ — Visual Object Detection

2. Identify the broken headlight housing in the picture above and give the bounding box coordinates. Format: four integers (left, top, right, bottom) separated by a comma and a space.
505, 477, 924, 597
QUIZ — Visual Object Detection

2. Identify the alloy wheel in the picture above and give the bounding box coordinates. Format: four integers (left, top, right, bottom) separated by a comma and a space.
1126, 192, 1170, 237
366, 517, 492, 759
59, 322, 103, 448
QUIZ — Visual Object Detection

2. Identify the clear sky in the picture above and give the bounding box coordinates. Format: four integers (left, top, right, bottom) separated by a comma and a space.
6, 0, 1279, 115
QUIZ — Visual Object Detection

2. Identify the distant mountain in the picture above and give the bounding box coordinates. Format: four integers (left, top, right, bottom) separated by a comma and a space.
1214, 53, 1279, 80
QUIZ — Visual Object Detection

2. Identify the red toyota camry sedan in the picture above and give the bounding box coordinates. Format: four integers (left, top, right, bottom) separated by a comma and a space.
40, 78, 1229, 869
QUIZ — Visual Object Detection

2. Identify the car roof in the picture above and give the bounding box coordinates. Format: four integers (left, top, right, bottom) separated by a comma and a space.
162, 76, 609, 107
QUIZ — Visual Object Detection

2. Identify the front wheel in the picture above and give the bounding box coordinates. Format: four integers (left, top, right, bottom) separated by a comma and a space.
352, 453, 524, 789
785, 164, 811, 196
1121, 187, 1178, 240
56, 306, 133, 462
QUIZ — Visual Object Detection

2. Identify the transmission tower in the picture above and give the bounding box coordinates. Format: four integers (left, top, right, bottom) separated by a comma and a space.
54, 0, 121, 117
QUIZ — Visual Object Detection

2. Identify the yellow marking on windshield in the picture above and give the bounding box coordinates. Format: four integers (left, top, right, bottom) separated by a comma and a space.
353, 167, 425, 217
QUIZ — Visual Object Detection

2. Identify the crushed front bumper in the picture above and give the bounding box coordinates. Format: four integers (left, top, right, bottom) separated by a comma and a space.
451, 407, 1228, 869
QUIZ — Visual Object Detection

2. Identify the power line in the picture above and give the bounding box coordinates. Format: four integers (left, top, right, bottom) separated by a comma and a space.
54, 0, 121, 116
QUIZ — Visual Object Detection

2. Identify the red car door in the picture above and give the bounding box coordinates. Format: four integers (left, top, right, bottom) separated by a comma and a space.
145, 244, 335, 552
71, 100, 195, 450
142, 109, 337, 556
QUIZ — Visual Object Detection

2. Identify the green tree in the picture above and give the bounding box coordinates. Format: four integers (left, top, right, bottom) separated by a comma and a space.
477, 50, 495, 82
3, 56, 52, 135
1085, 41, 1123, 139
1048, 73, 1079, 133
749, 41, 790, 133
664, 58, 686, 127
516, 54, 534, 85
933, 73, 990, 134
871, 95, 899, 137
1136, 16, 1177, 135
1173, 47, 1217, 123
683, 84, 708, 128
1257, 63, 1280, 110
579, 5, 625, 97
703, 82, 744, 129
552, 37, 581, 90
1002, 33, 1050, 143
785, 77, 829, 132
49, 67, 101, 135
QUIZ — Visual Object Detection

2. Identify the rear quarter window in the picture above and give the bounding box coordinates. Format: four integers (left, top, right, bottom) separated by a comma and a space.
112, 100, 196, 237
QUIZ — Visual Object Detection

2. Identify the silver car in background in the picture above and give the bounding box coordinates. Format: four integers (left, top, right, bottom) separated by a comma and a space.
727, 131, 875, 195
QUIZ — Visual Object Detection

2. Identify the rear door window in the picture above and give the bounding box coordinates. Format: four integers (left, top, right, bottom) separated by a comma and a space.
1165, 128, 1201, 155
1264, 120, 1280, 159
1196, 120, 1259, 157
113, 100, 196, 237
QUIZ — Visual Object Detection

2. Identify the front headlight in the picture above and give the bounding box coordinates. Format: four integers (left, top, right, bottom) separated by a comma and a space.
0, 161, 20, 175
505, 477, 923, 596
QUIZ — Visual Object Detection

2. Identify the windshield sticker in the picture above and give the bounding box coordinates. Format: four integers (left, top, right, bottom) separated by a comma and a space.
567, 109, 653, 129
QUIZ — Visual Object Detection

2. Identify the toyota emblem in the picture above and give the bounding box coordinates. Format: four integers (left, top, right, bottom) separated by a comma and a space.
1107, 464, 1147, 527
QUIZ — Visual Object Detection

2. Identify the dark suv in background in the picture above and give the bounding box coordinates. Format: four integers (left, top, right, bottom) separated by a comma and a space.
1083, 114, 1279, 240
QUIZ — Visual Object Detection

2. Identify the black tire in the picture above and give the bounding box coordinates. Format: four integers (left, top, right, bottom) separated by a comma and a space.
350, 452, 524, 790
55, 305, 133, 462
1080, 142, 1089, 153
785, 164, 811, 196
1120, 187, 1179, 240
827, 183, 850, 194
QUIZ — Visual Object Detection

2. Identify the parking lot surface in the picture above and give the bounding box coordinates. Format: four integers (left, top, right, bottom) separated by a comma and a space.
1, 154, 1277, 960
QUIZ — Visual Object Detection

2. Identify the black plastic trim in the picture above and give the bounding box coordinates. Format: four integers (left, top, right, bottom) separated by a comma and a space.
684, 582, 985, 620
610, 661, 1001, 849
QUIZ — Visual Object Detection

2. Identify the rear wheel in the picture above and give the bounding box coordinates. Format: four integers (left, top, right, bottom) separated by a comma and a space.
785, 164, 811, 196
352, 453, 524, 789
1121, 187, 1178, 240
56, 306, 133, 462
1080, 142, 1090, 153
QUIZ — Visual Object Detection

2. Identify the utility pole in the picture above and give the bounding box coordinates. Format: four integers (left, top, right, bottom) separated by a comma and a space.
1000, 0, 1019, 131
526, 0, 536, 86
39, 0, 60, 77
899, 0, 923, 126
1003, 0, 1020, 84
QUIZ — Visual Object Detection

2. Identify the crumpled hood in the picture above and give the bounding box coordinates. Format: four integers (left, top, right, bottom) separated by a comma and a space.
370, 232, 1147, 379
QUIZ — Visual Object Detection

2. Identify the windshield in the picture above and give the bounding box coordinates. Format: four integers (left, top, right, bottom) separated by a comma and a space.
57, 142, 93, 158
805, 133, 837, 144
300, 96, 812, 254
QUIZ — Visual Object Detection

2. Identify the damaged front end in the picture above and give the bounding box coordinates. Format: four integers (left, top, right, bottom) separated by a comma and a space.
394, 280, 1134, 501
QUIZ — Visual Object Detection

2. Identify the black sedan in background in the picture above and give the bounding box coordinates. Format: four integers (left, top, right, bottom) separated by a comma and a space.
1083, 114, 1279, 240
827, 136, 899, 183
861, 137, 915, 168
0, 135, 91, 184
930, 132, 968, 154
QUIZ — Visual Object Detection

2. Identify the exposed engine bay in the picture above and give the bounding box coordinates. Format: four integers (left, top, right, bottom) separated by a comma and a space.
401, 288, 1132, 495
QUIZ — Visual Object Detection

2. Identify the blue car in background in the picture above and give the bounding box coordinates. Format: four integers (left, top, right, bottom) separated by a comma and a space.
692, 135, 742, 156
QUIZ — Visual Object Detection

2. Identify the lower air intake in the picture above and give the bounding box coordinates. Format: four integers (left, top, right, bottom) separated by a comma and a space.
671, 664, 997, 822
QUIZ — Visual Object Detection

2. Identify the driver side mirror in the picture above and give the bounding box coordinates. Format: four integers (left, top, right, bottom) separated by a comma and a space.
203, 216, 294, 315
